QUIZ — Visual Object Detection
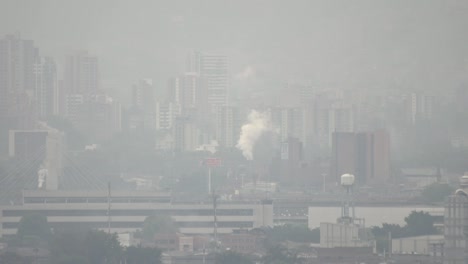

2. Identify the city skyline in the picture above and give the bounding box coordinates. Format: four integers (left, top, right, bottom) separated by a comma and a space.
1, 1, 468, 263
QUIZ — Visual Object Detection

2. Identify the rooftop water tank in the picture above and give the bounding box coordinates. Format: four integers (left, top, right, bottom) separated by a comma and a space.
341, 174, 355, 186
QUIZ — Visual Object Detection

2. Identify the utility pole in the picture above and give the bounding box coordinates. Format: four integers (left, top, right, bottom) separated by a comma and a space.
208, 167, 212, 195
212, 190, 218, 250
107, 181, 111, 234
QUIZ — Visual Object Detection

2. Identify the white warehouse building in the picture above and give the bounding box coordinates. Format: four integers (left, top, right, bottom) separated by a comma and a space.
0, 191, 273, 236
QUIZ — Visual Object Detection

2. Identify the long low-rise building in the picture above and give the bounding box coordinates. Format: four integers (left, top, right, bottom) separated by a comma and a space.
0, 190, 273, 236
308, 206, 444, 229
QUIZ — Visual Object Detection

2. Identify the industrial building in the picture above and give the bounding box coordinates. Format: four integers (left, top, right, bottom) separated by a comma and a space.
391, 235, 444, 255
331, 130, 391, 184
0, 190, 273, 237
444, 175, 468, 264
319, 174, 375, 250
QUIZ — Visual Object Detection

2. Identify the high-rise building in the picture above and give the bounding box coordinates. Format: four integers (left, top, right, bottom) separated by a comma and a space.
64, 94, 85, 124
173, 116, 201, 152
156, 102, 181, 130
168, 72, 207, 115
0, 35, 38, 129
131, 79, 156, 130
331, 130, 390, 184
186, 51, 229, 112
279, 137, 304, 183
34, 57, 59, 119
405, 92, 435, 125
64, 51, 99, 95
0, 34, 39, 155
311, 101, 357, 151
132, 79, 155, 111
65, 94, 121, 142
215, 106, 240, 148
270, 107, 305, 143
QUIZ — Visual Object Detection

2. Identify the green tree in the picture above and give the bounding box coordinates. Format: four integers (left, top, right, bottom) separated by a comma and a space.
53, 255, 89, 264
125, 245, 162, 264
215, 251, 254, 264
371, 211, 438, 253
84, 230, 122, 264
265, 225, 319, 245
17, 214, 51, 242
49, 231, 88, 264
50, 230, 122, 264
371, 223, 404, 253
404, 210, 437, 236
142, 215, 178, 240
262, 245, 302, 264
0, 252, 31, 264
421, 183, 454, 203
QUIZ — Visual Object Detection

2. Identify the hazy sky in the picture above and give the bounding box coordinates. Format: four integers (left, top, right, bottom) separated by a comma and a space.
2, 0, 468, 99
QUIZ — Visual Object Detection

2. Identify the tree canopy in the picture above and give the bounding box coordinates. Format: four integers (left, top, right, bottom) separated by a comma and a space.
142, 215, 178, 240
264, 225, 320, 245
420, 182, 454, 203
371, 210, 438, 253
50, 230, 122, 264
404, 210, 437, 236
262, 245, 302, 264
16, 214, 52, 242
215, 251, 254, 264
0, 252, 30, 264
125, 245, 162, 264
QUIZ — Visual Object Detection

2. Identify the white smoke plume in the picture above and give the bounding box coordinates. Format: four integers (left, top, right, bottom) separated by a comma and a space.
235, 66, 255, 80
236, 110, 270, 160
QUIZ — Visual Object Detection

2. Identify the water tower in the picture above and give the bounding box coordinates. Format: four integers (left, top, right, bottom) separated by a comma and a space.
339, 173, 355, 223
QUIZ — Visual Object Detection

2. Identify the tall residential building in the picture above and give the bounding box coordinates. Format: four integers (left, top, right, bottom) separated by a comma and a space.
270, 107, 305, 144
168, 73, 207, 115
331, 130, 391, 184
132, 79, 155, 110
66, 94, 121, 142
186, 51, 229, 112
311, 101, 357, 151
34, 57, 59, 119
405, 92, 435, 125
173, 116, 201, 152
0, 34, 39, 155
0, 34, 38, 121
215, 106, 240, 148
64, 51, 99, 95
131, 79, 156, 130
156, 102, 181, 130
279, 137, 304, 183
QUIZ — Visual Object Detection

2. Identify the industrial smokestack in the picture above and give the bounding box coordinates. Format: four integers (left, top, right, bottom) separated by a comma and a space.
236, 110, 270, 160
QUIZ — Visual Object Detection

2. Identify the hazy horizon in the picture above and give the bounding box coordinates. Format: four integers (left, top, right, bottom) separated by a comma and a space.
2, 0, 468, 104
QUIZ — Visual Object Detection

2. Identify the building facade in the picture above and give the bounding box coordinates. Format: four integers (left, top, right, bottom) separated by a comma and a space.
331, 130, 391, 184
0, 191, 273, 236
444, 187, 468, 264
64, 51, 99, 95
187, 51, 229, 113
34, 57, 58, 119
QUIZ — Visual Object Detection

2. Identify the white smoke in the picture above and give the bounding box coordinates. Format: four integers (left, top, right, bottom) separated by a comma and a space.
235, 66, 255, 80
236, 110, 270, 160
